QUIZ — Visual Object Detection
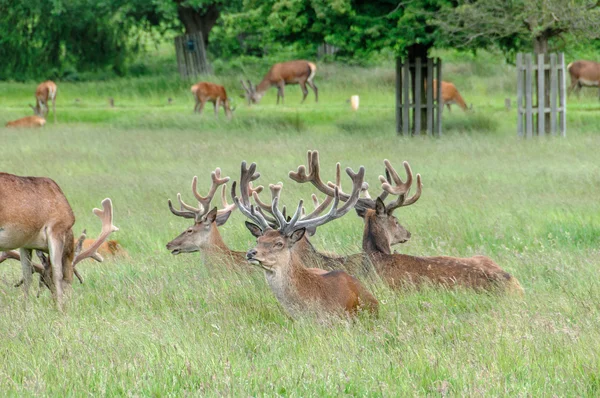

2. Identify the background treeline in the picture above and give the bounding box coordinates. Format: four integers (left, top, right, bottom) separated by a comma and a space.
2, 0, 600, 81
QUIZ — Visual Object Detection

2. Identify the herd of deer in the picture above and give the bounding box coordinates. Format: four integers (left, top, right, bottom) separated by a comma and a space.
7, 59, 600, 127
1, 150, 522, 318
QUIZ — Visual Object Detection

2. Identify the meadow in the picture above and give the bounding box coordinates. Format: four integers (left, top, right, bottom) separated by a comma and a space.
0, 51, 600, 396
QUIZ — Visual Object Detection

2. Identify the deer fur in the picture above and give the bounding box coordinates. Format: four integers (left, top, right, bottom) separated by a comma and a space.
245, 225, 378, 319
433, 80, 469, 112
357, 198, 523, 293
31, 81, 57, 122
241, 60, 318, 105
567, 60, 600, 99
191, 82, 235, 119
5, 115, 46, 128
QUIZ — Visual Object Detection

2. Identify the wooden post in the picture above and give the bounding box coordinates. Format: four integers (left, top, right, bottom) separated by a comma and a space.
558, 53, 567, 137
537, 53, 545, 136
550, 53, 558, 135
525, 54, 533, 138
426, 58, 434, 135
396, 58, 402, 135
414, 57, 422, 135
436, 60, 442, 136
516, 53, 523, 137
402, 61, 410, 136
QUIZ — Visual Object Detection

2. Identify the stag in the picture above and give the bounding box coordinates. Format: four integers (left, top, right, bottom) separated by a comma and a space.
0, 173, 118, 309
240, 60, 318, 105
233, 161, 378, 319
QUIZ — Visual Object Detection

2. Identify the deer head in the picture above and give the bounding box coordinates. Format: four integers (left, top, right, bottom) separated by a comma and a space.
240, 80, 263, 105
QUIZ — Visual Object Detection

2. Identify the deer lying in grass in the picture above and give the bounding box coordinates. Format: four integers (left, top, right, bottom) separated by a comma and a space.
191, 82, 235, 119
233, 161, 378, 319
0, 173, 118, 309
31, 80, 57, 122
5, 115, 46, 128
355, 160, 523, 293
240, 60, 318, 105
166, 166, 261, 268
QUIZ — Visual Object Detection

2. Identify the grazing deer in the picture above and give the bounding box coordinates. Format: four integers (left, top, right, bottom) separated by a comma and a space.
240, 60, 318, 105
567, 60, 600, 99
166, 167, 260, 268
30, 81, 57, 122
354, 160, 523, 293
432, 80, 470, 112
5, 115, 46, 128
0, 173, 118, 309
191, 82, 235, 119
233, 161, 378, 319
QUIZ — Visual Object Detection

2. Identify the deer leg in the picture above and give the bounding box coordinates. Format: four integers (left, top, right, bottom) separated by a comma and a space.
307, 80, 318, 102
19, 248, 33, 300
214, 98, 220, 119
48, 236, 65, 311
278, 82, 285, 105
446, 103, 452, 112
197, 100, 206, 116
52, 97, 56, 123
300, 81, 308, 103
194, 98, 200, 113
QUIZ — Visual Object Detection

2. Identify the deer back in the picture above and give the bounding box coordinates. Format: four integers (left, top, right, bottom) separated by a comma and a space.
567, 60, 600, 83
5, 116, 46, 128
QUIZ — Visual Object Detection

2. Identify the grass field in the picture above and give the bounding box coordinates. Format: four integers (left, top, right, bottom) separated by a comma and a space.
1, 53, 600, 396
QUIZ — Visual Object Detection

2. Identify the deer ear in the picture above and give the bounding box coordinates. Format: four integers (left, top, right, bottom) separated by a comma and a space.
375, 197, 386, 216
215, 210, 232, 226
205, 207, 218, 224
289, 228, 306, 244
245, 221, 263, 237
355, 205, 368, 219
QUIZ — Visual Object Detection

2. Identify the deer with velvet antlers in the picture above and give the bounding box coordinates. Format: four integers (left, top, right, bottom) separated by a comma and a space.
166, 167, 261, 268
241, 60, 318, 105
232, 161, 378, 319
0, 172, 118, 309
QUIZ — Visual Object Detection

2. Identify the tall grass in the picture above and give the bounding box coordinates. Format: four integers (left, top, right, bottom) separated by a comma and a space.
0, 54, 600, 395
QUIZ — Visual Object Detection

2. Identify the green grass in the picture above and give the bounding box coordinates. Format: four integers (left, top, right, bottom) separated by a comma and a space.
1, 54, 600, 396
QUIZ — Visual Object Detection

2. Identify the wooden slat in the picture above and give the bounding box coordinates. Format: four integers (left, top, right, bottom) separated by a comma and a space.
426, 58, 433, 135
558, 53, 567, 137
525, 53, 533, 138
396, 58, 402, 135
516, 53, 523, 137
402, 60, 410, 136
550, 53, 558, 135
414, 57, 422, 135
436, 60, 442, 136
537, 53, 545, 135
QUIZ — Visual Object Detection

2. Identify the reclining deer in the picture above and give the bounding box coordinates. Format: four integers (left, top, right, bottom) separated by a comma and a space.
0, 172, 118, 309
291, 152, 523, 293
233, 161, 378, 319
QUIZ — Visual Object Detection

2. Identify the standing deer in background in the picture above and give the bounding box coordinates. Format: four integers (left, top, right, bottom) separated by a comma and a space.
191, 82, 235, 119
432, 80, 470, 112
0, 172, 118, 309
233, 161, 378, 319
567, 60, 600, 99
5, 116, 46, 128
1, 199, 119, 295
240, 60, 318, 105
354, 160, 523, 293
166, 166, 260, 268
30, 81, 57, 122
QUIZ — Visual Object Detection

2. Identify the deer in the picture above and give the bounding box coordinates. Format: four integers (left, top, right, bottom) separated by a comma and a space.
166, 167, 260, 268
567, 60, 600, 99
240, 60, 318, 105
0, 172, 118, 309
432, 80, 470, 112
5, 115, 46, 128
233, 161, 379, 319
30, 81, 57, 123
191, 82, 235, 119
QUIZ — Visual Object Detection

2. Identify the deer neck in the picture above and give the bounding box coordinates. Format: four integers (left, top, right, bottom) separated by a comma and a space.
362, 216, 392, 255
264, 251, 314, 316
256, 77, 272, 94
204, 225, 230, 254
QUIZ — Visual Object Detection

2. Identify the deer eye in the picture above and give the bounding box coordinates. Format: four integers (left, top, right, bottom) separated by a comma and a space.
186, 229, 193, 234
275, 242, 284, 248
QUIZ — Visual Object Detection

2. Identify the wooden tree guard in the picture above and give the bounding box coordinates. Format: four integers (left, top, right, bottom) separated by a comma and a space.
174, 32, 211, 78
396, 57, 443, 136
516, 53, 566, 137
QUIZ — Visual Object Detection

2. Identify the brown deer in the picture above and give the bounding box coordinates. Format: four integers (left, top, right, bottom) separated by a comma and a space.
567, 60, 600, 99
432, 80, 470, 112
240, 60, 318, 105
191, 82, 236, 119
5, 115, 46, 128
356, 160, 523, 293
79, 238, 127, 259
30, 81, 57, 122
166, 166, 260, 268
0, 173, 118, 309
233, 161, 378, 319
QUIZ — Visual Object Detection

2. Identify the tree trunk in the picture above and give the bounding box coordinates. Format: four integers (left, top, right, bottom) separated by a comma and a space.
176, 2, 220, 47
534, 35, 551, 134
407, 44, 430, 135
